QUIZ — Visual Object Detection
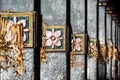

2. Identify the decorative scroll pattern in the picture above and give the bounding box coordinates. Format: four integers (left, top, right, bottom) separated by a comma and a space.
0, 15, 24, 79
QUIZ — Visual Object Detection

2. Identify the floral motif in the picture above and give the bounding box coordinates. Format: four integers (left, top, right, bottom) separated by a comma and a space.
89, 42, 94, 53
72, 37, 81, 51
5, 17, 29, 42
45, 29, 63, 48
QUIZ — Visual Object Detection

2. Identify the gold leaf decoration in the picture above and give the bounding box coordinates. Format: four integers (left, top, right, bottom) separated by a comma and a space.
112, 47, 118, 60
0, 15, 24, 79
70, 39, 76, 67
88, 38, 98, 61
70, 53, 76, 67
108, 41, 113, 60
100, 44, 107, 61
40, 21, 47, 64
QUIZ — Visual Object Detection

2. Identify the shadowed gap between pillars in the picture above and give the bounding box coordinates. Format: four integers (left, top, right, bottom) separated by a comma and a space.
34, 0, 41, 80
66, 0, 72, 80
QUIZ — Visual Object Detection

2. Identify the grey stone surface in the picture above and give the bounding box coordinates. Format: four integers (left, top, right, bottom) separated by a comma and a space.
118, 61, 120, 79
88, 0, 97, 38
106, 14, 111, 80
87, 57, 97, 80
106, 59, 111, 80
118, 27, 120, 49
41, 0, 66, 26
106, 14, 111, 40
41, 0, 67, 80
98, 63, 106, 80
0, 49, 34, 80
71, 0, 85, 80
112, 20, 115, 44
99, 6, 106, 80
112, 60, 117, 80
71, 55, 85, 80
41, 53, 66, 80
71, 0, 85, 33
99, 6, 105, 44
0, 0, 34, 11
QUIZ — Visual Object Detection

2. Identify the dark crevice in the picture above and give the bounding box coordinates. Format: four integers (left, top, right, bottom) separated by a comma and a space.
34, 0, 41, 80
66, 0, 71, 80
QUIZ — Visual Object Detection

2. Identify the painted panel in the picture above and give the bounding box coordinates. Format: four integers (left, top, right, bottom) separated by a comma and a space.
0, 12, 34, 47
71, 34, 85, 55
45, 26, 66, 51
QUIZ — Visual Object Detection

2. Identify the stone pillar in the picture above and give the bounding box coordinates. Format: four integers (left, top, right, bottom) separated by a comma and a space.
112, 59, 116, 80
99, 6, 106, 80
118, 61, 120, 79
106, 14, 111, 80
0, 0, 34, 80
71, 0, 85, 80
41, 0, 67, 80
87, 0, 97, 80
112, 20, 115, 44
118, 26, 120, 79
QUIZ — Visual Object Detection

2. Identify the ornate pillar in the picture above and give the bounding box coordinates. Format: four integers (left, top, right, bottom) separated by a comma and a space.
87, 0, 97, 80
98, 1, 106, 80
40, 0, 67, 80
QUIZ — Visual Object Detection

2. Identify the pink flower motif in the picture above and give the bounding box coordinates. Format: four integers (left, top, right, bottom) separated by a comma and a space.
72, 37, 81, 51
45, 29, 63, 48
5, 17, 29, 42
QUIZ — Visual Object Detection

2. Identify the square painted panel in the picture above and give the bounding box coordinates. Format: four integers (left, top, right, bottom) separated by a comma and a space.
71, 34, 85, 54
0, 12, 34, 47
88, 38, 98, 57
44, 26, 66, 51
